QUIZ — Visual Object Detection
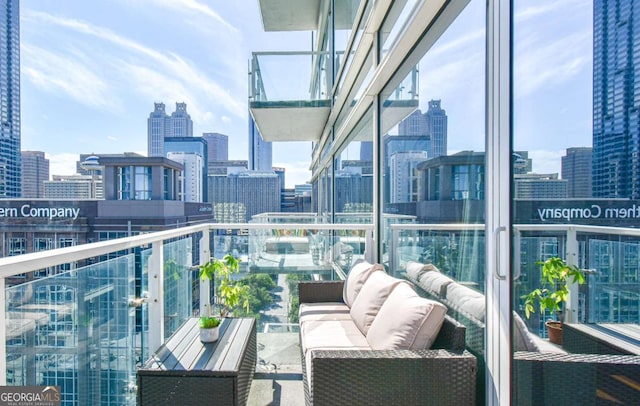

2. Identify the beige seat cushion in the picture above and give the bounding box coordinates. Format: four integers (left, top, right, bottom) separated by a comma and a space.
366, 283, 447, 350
299, 302, 351, 324
300, 319, 370, 356
342, 259, 384, 307
349, 272, 404, 335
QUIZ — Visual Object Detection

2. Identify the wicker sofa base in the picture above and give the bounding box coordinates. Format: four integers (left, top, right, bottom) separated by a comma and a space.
298, 280, 477, 406
302, 348, 477, 406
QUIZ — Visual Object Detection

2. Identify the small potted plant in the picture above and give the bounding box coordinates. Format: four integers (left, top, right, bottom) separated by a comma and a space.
198, 254, 249, 342
199, 316, 221, 342
522, 256, 586, 345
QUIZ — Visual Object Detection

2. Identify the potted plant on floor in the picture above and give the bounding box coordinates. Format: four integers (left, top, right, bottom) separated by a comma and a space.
198, 254, 249, 342
522, 256, 586, 345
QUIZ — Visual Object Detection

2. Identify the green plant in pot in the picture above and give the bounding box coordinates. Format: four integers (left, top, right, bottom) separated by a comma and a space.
522, 256, 586, 345
198, 254, 249, 342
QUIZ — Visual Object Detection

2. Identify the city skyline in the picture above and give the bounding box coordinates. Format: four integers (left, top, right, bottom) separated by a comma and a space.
19, 1, 592, 187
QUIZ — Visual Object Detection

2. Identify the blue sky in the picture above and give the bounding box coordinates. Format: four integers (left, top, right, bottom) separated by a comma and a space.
20, 0, 593, 186
21, 0, 313, 186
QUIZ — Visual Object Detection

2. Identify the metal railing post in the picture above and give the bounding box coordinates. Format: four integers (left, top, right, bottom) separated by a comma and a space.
200, 229, 211, 317
0, 276, 5, 385
565, 227, 580, 322
148, 241, 165, 353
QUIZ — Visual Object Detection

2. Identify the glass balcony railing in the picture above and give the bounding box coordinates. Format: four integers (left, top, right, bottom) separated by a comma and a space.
2, 221, 640, 405
249, 51, 333, 104
0, 222, 373, 405
391, 223, 640, 340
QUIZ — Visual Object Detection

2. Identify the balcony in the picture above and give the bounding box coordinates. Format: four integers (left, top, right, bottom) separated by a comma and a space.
1, 220, 640, 404
248, 51, 419, 143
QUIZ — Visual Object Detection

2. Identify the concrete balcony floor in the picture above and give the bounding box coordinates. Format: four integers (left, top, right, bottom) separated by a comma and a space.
248, 331, 304, 405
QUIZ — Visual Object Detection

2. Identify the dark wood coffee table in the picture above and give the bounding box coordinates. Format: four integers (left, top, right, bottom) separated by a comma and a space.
138, 317, 256, 406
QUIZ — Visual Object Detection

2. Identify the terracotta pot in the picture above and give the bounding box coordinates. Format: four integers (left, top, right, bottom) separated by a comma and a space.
199, 326, 219, 343
546, 321, 563, 345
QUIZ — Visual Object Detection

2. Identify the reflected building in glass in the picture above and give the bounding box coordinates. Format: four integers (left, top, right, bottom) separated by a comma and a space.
593, 1, 640, 198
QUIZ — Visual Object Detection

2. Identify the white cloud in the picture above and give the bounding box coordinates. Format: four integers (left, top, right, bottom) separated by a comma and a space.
23, 10, 246, 122
528, 150, 565, 176
273, 161, 312, 188
46, 153, 80, 177
514, 30, 591, 98
143, 0, 237, 32
22, 44, 117, 111
515, 0, 590, 23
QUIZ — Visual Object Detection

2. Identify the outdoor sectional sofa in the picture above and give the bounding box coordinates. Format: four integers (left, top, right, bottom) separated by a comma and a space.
404, 260, 640, 405
297, 259, 477, 406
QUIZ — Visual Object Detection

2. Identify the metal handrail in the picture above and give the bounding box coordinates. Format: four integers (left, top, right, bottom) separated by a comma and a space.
0, 222, 374, 279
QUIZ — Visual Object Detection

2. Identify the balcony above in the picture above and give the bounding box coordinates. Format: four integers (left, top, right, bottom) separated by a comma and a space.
250, 100, 330, 142
249, 51, 331, 142
258, 0, 359, 31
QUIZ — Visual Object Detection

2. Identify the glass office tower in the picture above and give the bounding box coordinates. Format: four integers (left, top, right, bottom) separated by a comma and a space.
0, 0, 21, 197
592, 1, 640, 198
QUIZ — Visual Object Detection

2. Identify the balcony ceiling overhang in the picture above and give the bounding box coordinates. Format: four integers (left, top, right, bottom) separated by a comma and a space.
250, 101, 330, 142
259, 0, 358, 31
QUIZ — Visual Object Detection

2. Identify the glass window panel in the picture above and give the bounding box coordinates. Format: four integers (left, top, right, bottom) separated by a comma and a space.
511, 1, 640, 404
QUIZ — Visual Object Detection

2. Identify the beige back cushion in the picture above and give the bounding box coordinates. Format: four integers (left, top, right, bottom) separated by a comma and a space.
349, 272, 403, 335
367, 283, 447, 350
513, 312, 541, 352
342, 259, 384, 307
445, 283, 485, 322
405, 261, 439, 282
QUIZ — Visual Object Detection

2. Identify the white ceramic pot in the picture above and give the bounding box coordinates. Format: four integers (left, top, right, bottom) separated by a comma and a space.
199, 327, 219, 343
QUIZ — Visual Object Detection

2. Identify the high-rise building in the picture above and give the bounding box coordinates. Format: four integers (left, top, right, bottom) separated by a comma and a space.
562, 147, 592, 198
399, 110, 428, 137
202, 133, 229, 162
0, 1, 21, 197
209, 171, 280, 221
249, 116, 272, 171
21, 151, 49, 198
147, 102, 169, 157
169, 102, 193, 139
360, 142, 373, 161
147, 102, 193, 157
44, 174, 102, 199
396, 100, 448, 159
167, 152, 203, 202
389, 151, 428, 203
514, 173, 568, 200
207, 160, 248, 176
165, 137, 208, 202
593, 2, 639, 198
425, 100, 447, 158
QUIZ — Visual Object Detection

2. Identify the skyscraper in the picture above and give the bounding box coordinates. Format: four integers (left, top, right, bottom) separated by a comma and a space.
562, 147, 592, 198
425, 100, 447, 158
389, 151, 428, 203
147, 102, 193, 157
202, 132, 229, 162
169, 102, 193, 138
165, 137, 208, 202
1, 1, 21, 197
399, 109, 428, 137
593, 1, 639, 198
396, 100, 447, 159
249, 116, 272, 171
21, 151, 49, 198
167, 152, 203, 202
